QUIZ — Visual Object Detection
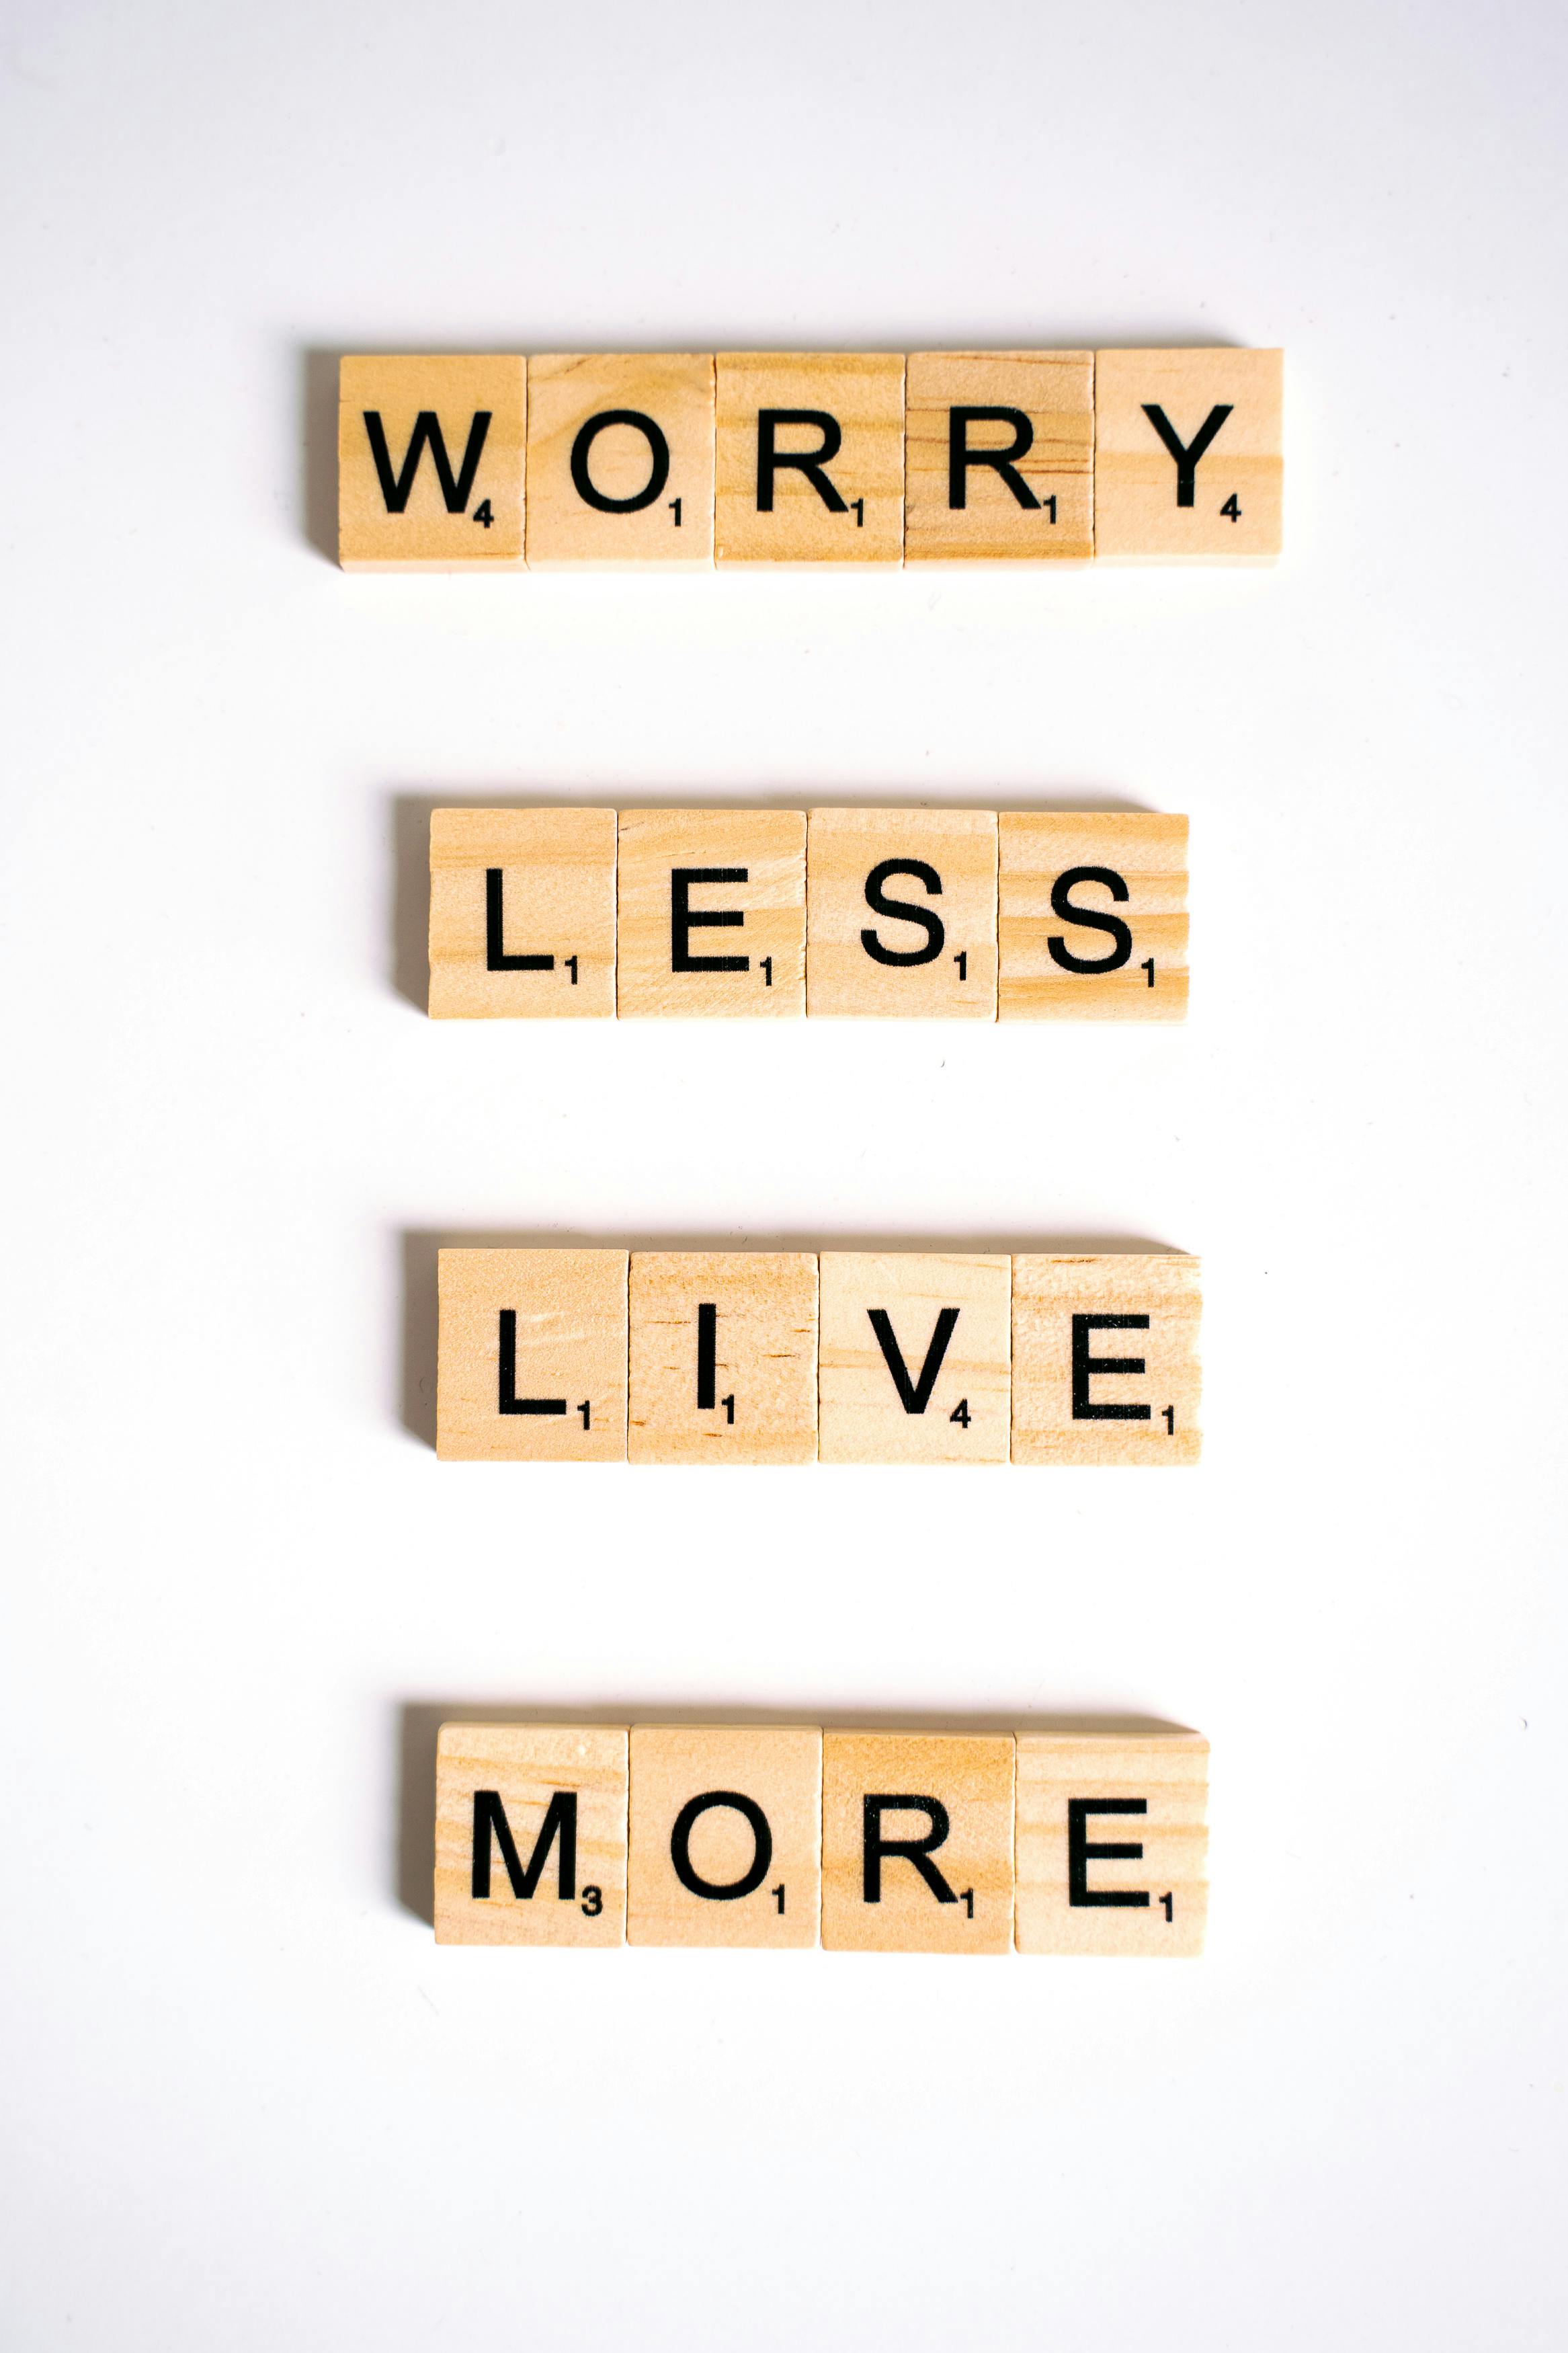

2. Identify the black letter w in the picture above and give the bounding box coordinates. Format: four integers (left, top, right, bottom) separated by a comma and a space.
363, 409, 492, 512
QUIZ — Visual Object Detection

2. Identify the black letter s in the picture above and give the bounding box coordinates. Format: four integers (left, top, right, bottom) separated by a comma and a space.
1046, 866, 1132, 974
861, 858, 945, 965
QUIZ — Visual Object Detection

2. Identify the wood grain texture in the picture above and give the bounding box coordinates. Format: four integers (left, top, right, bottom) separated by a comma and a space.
714, 354, 905, 565
338, 356, 525, 569
806, 807, 997, 1019
1094, 348, 1282, 562
615, 809, 806, 1016
436, 1248, 628, 1462
821, 1732, 1014, 1954
904, 351, 1093, 562
997, 811, 1188, 1021
427, 807, 617, 1019
818, 1252, 1010, 1464
525, 353, 714, 568
1014, 1732, 1208, 1955
627, 1726, 821, 1948
628, 1252, 817, 1465
434, 1724, 627, 1946
1011, 1253, 1201, 1466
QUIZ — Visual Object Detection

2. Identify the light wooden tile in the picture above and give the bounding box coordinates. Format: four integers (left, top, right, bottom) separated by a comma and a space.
807, 808, 997, 1019
714, 354, 904, 565
821, 1732, 1014, 1954
1014, 1731, 1208, 1955
525, 354, 714, 568
1095, 348, 1282, 563
436, 1248, 628, 1462
628, 1253, 817, 1465
997, 812, 1188, 1021
1011, 1254, 1201, 1466
627, 1726, 821, 1948
904, 352, 1093, 563
818, 1252, 1010, 1464
427, 807, 616, 1019
616, 809, 806, 1016
339, 355, 525, 570
434, 1723, 627, 1946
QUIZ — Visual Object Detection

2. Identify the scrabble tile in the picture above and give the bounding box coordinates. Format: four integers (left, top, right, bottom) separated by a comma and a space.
616, 809, 806, 1016
806, 808, 997, 1019
525, 354, 714, 568
1011, 1253, 1201, 1466
818, 1252, 1010, 1464
821, 1732, 1014, 1954
1014, 1731, 1208, 1956
714, 354, 904, 565
627, 1726, 821, 1948
338, 355, 525, 569
997, 812, 1188, 1021
628, 1252, 817, 1465
434, 1723, 627, 1946
436, 1248, 628, 1462
1094, 348, 1282, 562
904, 352, 1094, 563
427, 807, 617, 1019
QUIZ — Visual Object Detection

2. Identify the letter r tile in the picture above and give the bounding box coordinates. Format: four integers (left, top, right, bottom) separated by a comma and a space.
905, 352, 1093, 563
338, 355, 526, 569
821, 1732, 1014, 1954
714, 354, 904, 565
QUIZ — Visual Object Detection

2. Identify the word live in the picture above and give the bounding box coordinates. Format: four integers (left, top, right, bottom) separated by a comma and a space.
340, 347, 1282, 569
435, 1722, 1209, 1954
436, 1249, 1201, 1465
429, 807, 1186, 1022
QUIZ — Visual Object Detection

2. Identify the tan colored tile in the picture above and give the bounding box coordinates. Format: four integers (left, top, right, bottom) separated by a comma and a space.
715, 354, 904, 564
1012, 1254, 1201, 1466
819, 1252, 1009, 1464
627, 1726, 821, 1947
525, 354, 714, 567
821, 1732, 1014, 1953
1014, 1731, 1208, 1955
905, 351, 1093, 561
807, 808, 997, 1018
997, 812, 1187, 1021
434, 1724, 626, 1945
436, 1249, 628, 1462
616, 809, 805, 1016
427, 807, 616, 1019
628, 1252, 817, 1464
339, 355, 525, 569
1095, 348, 1282, 562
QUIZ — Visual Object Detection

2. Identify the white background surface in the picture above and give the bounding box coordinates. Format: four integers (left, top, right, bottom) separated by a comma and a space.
2, 2, 1565, 2345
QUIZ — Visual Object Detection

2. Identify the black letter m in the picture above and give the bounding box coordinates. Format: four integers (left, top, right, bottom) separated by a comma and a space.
364, 409, 492, 513
471, 1788, 577, 1901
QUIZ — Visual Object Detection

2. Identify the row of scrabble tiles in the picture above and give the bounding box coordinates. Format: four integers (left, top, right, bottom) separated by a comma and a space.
438, 1249, 1200, 1465
436, 1722, 1209, 1954
341, 348, 1283, 570
431, 807, 1187, 1021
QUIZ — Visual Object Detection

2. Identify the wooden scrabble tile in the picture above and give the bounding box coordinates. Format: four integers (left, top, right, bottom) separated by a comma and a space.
338, 355, 525, 569
427, 807, 617, 1019
904, 352, 1094, 563
714, 354, 904, 565
616, 809, 806, 1016
628, 1253, 817, 1465
821, 1732, 1014, 1954
996, 812, 1188, 1021
1014, 1731, 1208, 1956
627, 1726, 821, 1948
525, 354, 714, 568
818, 1252, 1010, 1464
436, 1248, 628, 1462
1094, 348, 1282, 563
1011, 1253, 1201, 1466
806, 808, 997, 1019
434, 1723, 627, 1946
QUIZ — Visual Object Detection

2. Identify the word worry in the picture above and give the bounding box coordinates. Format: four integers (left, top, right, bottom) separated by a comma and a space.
436, 1722, 1209, 1955
429, 806, 1186, 1022
437, 1248, 1201, 1465
340, 348, 1282, 569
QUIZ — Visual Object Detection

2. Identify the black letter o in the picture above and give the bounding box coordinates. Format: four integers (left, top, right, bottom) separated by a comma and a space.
569, 409, 671, 512
669, 1790, 772, 1901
